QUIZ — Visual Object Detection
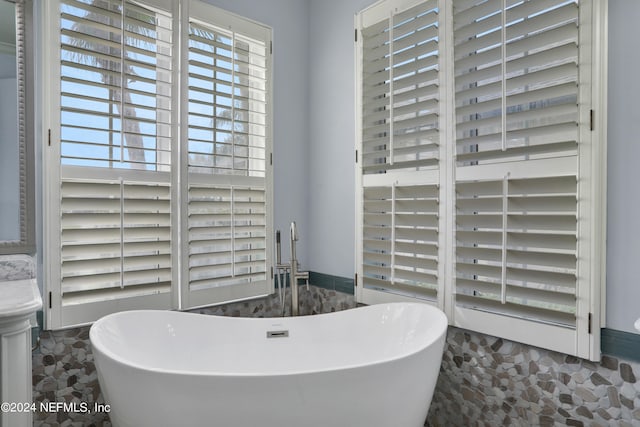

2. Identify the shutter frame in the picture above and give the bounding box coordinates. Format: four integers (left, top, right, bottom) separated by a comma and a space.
451, 0, 602, 360
357, 0, 445, 308
356, 0, 605, 360
46, 0, 274, 328
181, 0, 273, 310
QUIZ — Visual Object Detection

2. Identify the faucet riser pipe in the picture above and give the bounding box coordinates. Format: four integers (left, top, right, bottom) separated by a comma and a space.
291, 261, 299, 316
290, 222, 299, 316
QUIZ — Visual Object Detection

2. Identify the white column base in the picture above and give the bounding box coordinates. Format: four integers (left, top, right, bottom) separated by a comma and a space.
0, 316, 33, 427
0, 278, 42, 427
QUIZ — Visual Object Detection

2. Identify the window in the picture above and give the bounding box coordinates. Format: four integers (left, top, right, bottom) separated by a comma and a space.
44, 0, 273, 328
356, 0, 606, 360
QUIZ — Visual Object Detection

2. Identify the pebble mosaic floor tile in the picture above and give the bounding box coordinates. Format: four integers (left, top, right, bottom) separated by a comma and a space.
31, 286, 640, 427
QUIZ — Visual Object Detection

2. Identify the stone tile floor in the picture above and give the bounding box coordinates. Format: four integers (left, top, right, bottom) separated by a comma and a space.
426, 329, 640, 427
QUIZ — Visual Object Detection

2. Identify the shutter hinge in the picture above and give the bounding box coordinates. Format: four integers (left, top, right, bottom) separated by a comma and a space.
271, 266, 274, 279
355, 150, 358, 164
355, 29, 358, 42
270, 41, 273, 54
48, 129, 51, 147
354, 272, 358, 287
590, 109, 595, 131
270, 152, 273, 165
588, 312, 593, 334
48, 291, 52, 309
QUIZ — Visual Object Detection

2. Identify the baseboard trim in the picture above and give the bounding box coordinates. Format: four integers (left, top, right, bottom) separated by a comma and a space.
309, 271, 354, 294
601, 328, 640, 363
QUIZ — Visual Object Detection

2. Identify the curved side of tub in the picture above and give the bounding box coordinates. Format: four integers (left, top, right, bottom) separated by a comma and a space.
89, 303, 447, 427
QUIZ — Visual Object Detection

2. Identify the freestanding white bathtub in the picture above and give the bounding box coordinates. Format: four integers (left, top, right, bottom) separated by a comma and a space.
89, 303, 448, 427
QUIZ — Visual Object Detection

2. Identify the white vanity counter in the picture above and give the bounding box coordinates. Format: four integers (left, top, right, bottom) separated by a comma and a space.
0, 278, 41, 321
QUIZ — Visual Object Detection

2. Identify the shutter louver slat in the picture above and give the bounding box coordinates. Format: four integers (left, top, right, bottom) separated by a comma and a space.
506, 3, 578, 42
453, 0, 501, 33
456, 102, 577, 135
455, 294, 575, 326
454, 29, 501, 62
506, 0, 571, 23
61, 283, 171, 306
393, 0, 437, 27
394, 25, 437, 52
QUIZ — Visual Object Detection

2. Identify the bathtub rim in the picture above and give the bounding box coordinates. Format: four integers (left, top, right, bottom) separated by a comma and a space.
89, 302, 448, 378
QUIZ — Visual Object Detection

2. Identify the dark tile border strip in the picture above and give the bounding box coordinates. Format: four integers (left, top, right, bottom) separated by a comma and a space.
272, 271, 355, 294
601, 328, 640, 363
309, 271, 355, 294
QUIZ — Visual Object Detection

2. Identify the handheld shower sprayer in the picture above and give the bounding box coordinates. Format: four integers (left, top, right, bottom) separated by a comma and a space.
276, 230, 281, 265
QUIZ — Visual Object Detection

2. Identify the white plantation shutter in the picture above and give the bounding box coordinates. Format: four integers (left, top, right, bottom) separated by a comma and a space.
181, 1, 272, 309
451, 0, 601, 358
46, 0, 273, 328
357, 0, 604, 359
357, 0, 445, 306
48, 0, 175, 327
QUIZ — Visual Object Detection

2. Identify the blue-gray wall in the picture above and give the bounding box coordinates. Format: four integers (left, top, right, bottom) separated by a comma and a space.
605, 0, 640, 334
202, 0, 311, 264
307, 0, 374, 279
